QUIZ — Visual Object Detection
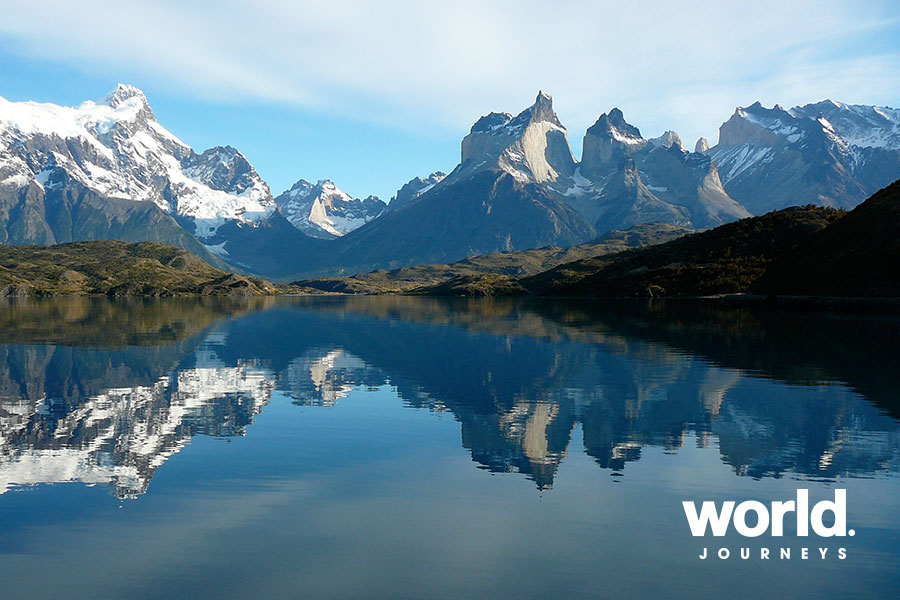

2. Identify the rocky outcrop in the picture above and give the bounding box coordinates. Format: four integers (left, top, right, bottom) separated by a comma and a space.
579, 108, 646, 179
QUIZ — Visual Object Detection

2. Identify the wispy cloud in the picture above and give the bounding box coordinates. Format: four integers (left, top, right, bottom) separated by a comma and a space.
2, 0, 898, 146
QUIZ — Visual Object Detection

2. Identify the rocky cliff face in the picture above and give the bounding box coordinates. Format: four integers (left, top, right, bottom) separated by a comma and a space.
4, 85, 898, 280
451, 91, 577, 185
297, 93, 597, 277
577, 108, 646, 180
561, 109, 749, 232
708, 100, 900, 213
291, 94, 754, 277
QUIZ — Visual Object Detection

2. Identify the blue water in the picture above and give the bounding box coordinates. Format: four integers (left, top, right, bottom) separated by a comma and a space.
0, 296, 897, 599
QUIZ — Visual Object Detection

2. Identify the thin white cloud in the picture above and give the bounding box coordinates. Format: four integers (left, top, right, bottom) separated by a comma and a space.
1, 0, 898, 148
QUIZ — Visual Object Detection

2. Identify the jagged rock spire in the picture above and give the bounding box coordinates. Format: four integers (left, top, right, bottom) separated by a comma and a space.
456, 91, 575, 184
581, 108, 646, 178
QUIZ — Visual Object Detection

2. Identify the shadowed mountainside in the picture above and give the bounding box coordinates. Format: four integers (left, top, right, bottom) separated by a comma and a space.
295, 222, 691, 294
755, 179, 900, 297
522, 206, 843, 297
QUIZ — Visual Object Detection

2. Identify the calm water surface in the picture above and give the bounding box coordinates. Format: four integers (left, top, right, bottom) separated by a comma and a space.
0, 296, 898, 599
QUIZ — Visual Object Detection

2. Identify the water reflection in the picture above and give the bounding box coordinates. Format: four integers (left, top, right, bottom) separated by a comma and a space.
0, 296, 897, 497
0, 340, 271, 498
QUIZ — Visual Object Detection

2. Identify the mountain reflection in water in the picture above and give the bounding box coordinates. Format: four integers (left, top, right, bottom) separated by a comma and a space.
1, 296, 897, 498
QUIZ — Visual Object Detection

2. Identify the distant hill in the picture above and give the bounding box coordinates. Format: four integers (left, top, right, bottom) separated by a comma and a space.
519, 206, 843, 297
0, 240, 283, 296
755, 179, 900, 297
295, 222, 691, 294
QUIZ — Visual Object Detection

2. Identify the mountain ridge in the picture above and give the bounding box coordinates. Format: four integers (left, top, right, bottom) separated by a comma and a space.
3, 86, 899, 281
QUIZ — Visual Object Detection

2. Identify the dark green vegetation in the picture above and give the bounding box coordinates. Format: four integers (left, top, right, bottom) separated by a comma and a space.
0, 240, 284, 296
756, 179, 900, 297
295, 222, 691, 294
523, 206, 843, 297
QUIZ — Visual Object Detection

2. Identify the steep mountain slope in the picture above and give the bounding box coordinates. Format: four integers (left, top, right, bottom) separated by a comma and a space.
295, 93, 597, 277
0, 240, 283, 296
522, 207, 843, 297
4, 86, 896, 284
0, 84, 275, 263
445, 91, 577, 186
313, 170, 595, 276
755, 179, 900, 296
707, 101, 900, 213
274, 179, 385, 238
563, 108, 750, 232
210, 210, 327, 276
295, 222, 691, 293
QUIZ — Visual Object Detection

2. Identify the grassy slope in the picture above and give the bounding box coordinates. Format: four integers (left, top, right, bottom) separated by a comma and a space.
0, 240, 284, 296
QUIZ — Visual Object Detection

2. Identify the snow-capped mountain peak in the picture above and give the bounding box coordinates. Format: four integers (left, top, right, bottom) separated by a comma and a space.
586, 108, 644, 147
709, 99, 900, 212
580, 108, 647, 178
719, 99, 900, 154
274, 178, 385, 238
790, 99, 900, 151
101, 83, 152, 113
387, 171, 447, 213
470, 111, 514, 133
718, 102, 805, 146
0, 84, 275, 255
0, 86, 159, 147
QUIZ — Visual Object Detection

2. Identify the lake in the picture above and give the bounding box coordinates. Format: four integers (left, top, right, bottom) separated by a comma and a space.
0, 296, 898, 599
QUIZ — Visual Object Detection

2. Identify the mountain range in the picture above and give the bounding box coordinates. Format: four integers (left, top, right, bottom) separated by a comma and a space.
2, 85, 898, 279
708, 100, 900, 213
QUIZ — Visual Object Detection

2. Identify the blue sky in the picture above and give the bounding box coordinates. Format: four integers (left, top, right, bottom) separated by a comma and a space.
1, 0, 899, 201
